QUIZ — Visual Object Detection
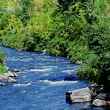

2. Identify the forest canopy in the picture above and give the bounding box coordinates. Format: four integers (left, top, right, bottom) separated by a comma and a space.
0, 0, 110, 90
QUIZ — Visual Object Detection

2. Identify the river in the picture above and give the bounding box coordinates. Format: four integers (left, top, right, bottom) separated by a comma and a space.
0, 47, 106, 110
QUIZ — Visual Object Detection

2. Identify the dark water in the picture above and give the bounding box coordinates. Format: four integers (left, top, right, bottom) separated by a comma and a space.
0, 47, 106, 110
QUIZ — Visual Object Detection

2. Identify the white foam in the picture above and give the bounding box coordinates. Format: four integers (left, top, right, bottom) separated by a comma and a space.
8, 57, 33, 62
62, 69, 76, 73
39, 80, 78, 85
42, 66, 58, 69
19, 58, 33, 62
8, 58, 19, 61
29, 68, 52, 72
13, 82, 31, 87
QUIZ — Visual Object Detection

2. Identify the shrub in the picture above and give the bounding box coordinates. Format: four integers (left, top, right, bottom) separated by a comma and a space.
0, 64, 8, 75
77, 64, 99, 82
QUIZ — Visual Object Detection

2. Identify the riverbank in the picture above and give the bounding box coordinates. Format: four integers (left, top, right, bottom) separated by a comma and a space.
66, 86, 110, 107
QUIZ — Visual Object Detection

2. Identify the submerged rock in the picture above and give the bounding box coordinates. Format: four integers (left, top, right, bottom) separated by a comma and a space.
93, 93, 110, 107
7, 77, 17, 83
66, 87, 91, 104
93, 99, 110, 107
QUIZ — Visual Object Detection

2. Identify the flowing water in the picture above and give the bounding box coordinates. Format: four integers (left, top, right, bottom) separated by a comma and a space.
0, 47, 106, 110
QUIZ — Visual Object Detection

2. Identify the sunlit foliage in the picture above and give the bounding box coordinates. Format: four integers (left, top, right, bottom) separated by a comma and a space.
0, 0, 110, 89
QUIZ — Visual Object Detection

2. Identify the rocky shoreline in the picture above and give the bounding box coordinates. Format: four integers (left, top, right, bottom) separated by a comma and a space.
0, 69, 19, 86
66, 85, 110, 107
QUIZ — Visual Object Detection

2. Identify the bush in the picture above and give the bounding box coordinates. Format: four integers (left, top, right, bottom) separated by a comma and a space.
0, 65, 8, 75
67, 41, 89, 62
77, 64, 99, 82
77, 53, 100, 82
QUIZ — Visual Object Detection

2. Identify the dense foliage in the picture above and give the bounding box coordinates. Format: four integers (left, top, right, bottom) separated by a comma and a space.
0, 0, 110, 90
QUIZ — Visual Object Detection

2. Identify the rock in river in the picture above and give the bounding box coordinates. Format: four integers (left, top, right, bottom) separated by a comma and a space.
66, 87, 91, 104
0, 71, 17, 84
7, 77, 17, 83
6, 71, 18, 77
93, 99, 110, 107
93, 93, 110, 107
0, 75, 8, 82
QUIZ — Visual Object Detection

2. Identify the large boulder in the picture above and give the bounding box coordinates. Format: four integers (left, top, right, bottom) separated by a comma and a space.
66, 87, 91, 104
